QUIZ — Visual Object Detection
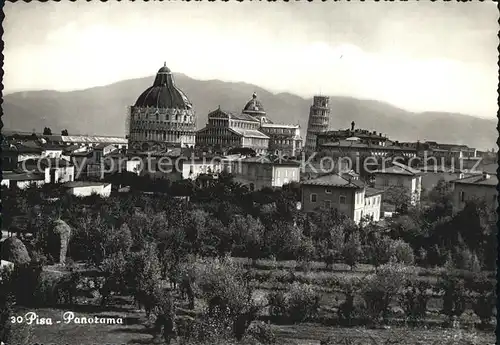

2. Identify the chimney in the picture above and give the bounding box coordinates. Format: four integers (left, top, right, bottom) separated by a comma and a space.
351, 121, 355, 131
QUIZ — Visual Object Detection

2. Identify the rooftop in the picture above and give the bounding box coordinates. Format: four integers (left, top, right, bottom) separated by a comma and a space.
2, 171, 45, 181
301, 173, 365, 188
373, 162, 421, 176
208, 108, 259, 122
365, 187, 384, 197
63, 181, 111, 188
230, 128, 270, 139
452, 173, 498, 187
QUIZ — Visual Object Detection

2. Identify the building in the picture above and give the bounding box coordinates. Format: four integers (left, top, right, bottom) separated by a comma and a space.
182, 156, 226, 180
227, 156, 301, 190
1, 171, 45, 189
372, 163, 422, 205
196, 93, 302, 156
317, 124, 389, 148
22, 158, 75, 184
300, 173, 382, 224
127, 63, 197, 153
2, 142, 43, 171
419, 167, 465, 193
196, 107, 270, 155
305, 96, 330, 153
364, 187, 384, 222
242, 93, 302, 157
43, 135, 128, 150
62, 181, 112, 198
451, 172, 498, 213
316, 123, 416, 158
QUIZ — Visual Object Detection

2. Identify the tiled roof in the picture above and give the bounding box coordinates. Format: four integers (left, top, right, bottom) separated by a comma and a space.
261, 123, 299, 129
63, 181, 111, 188
373, 163, 421, 176
208, 108, 259, 122
229, 128, 269, 139
239, 156, 300, 166
2, 171, 45, 181
61, 136, 127, 144
320, 140, 416, 151
453, 173, 498, 187
301, 173, 365, 188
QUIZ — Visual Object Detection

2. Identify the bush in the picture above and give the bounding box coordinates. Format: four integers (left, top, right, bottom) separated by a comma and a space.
361, 263, 414, 324
1, 237, 31, 265
391, 239, 415, 265
268, 291, 288, 320
399, 280, 431, 322
336, 277, 363, 326
3, 322, 33, 345
439, 273, 467, 322
286, 283, 321, 323
247, 321, 276, 345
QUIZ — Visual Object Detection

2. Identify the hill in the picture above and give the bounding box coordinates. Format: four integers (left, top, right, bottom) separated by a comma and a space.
2, 73, 496, 150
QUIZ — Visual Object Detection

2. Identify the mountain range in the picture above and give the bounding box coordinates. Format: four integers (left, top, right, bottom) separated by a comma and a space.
2, 73, 497, 151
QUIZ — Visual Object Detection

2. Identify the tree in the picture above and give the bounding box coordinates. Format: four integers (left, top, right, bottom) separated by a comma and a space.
342, 232, 363, 270
43, 127, 52, 135
61, 129, 69, 136
391, 239, 415, 265
197, 257, 262, 340
383, 186, 412, 213
229, 215, 265, 265
361, 263, 415, 325
399, 280, 430, 322
439, 272, 467, 323
365, 235, 394, 271
1, 238, 31, 265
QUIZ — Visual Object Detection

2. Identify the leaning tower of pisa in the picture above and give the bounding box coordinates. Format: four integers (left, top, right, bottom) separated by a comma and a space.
305, 96, 330, 153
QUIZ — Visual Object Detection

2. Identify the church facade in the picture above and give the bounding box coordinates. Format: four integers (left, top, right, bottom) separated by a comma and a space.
127, 63, 197, 153
196, 93, 302, 157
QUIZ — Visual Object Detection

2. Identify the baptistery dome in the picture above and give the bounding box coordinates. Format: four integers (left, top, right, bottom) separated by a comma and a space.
127, 62, 197, 153
135, 63, 192, 110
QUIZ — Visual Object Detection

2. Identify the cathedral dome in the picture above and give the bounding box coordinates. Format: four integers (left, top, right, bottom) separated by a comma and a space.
134, 63, 192, 109
243, 92, 266, 115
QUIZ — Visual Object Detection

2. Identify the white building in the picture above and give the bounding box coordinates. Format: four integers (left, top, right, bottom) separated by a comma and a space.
363, 187, 384, 222
62, 181, 112, 198
1, 171, 45, 189
373, 162, 422, 205
182, 157, 225, 180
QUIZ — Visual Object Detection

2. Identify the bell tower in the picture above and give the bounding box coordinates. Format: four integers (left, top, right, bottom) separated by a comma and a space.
305, 96, 330, 153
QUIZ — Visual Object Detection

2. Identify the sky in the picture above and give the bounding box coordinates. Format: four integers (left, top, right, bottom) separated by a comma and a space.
4, 1, 499, 119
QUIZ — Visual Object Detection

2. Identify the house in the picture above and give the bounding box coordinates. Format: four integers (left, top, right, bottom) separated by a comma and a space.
372, 163, 422, 205
2, 142, 43, 171
451, 172, 498, 213
300, 173, 366, 223
182, 156, 225, 180
41, 144, 64, 159
363, 187, 384, 222
1, 171, 45, 189
420, 167, 465, 193
301, 173, 384, 224
22, 158, 75, 184
227, 156, 301, 190
62, 181, 112, 198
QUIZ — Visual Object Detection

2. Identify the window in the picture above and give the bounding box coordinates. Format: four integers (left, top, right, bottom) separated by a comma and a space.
460, 191, 465, 202
324, 200, 331, 208
325, 188, 332, 194
383, 178, 389, 187
310, 194, 317, 203
339, 195, 346, 204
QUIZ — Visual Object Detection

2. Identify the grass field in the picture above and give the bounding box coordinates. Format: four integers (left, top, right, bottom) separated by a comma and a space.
10, 292, 495, 345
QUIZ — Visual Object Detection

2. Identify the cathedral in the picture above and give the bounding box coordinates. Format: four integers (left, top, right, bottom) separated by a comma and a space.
196, 93, 302, 157
127, 63, 197, 154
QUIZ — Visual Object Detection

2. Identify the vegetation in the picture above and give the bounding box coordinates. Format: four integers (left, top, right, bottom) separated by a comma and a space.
0, 176, 496, 345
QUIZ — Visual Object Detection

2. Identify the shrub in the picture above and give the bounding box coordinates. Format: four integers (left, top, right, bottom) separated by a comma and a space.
1, 237, 31, 265
268, 290, 288, 320
342, 232, 363, 270
399, 280, 430, 322
391, 239, 415, 265
247, 321, 276, 345
286, 283, 321, 323
361, 263, 414, 324
336, 277, 363, 326
3, 322, 33, 345
439, 273, 468, 322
